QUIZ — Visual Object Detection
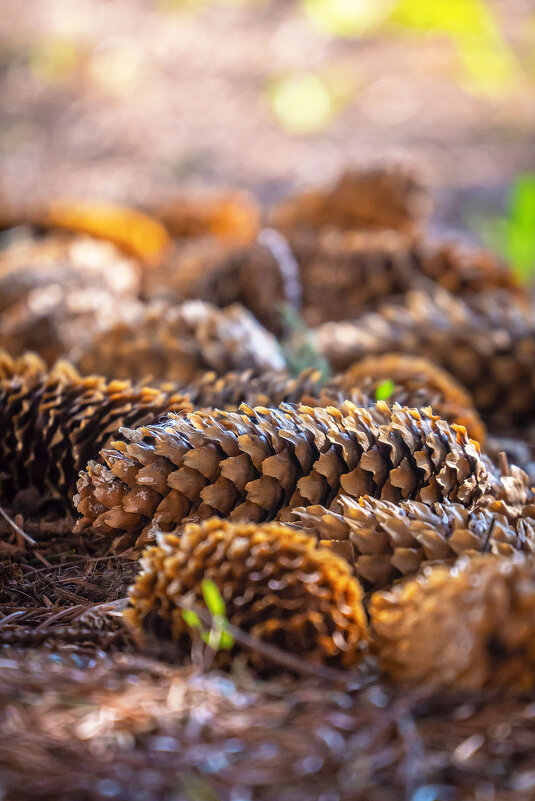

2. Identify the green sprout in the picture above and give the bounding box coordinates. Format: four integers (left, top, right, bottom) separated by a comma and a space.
375, 379, 395, 401
279, 303, 331, 382
467, 173, 535, 285
181, 579, 234, 651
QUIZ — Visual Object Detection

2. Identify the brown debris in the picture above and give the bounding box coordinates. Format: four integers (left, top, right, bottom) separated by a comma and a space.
371, 553, 535, 692
125, 517, 368, 670
74, 402, 491, 543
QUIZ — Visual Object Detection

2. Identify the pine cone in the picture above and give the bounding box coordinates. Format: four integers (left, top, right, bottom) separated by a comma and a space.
124, 518, 368, 671
42, 198, 173, 268
0, 354, 191, 505
184, 368, 326, 410
316, 288, 535, 421
75, 402, 491, 544
270, 166, 430, 236
419, 241, 518, 295
370, 553, 535, 691
327, 354, 486, 444
72, 300, 285, 384
0, 230, 141, 364
148, 189, 259, 244
293, 495, 535, 590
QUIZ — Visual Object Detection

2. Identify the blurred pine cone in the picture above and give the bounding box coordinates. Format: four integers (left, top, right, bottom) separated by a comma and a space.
148, 189, 260, 244
0, 353, 191, 505
0, 229, 141, 364
370, 553, 535, 691
124, 518, 368, 670
75, 402, 491, 544
293, 495, 535, 590
184, 367, 325, 410
316, 288, 535, 421
270, 166, 430, 236
72, 300, 285, 384
419, 241, 518, 295
327, 354, 486, 444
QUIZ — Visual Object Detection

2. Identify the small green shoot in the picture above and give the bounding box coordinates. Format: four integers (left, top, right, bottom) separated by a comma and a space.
375, 379, 395, 401
279, 303, 331, 382
181, 580, 234, 651
467, 173, 535, 285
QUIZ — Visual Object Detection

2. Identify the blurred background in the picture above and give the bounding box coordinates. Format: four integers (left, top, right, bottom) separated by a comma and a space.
1, 0, 535, 239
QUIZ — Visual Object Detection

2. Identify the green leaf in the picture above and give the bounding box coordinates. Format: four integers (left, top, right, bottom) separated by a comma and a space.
376, 379, 395, 401
201, 579, 227, 617
506, 174, 535, 283
181, 609, 202, 630
302, 0, 394, 38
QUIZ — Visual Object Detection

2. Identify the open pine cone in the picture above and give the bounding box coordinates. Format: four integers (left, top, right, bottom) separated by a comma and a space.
270, 165, 429, 236
124, 518, 368, 671
370, 553, 535, 691
0, 352, 191, 505
72, 300, 285, 384
316, 288, 535, 421
327, 354, 486, 444
75, 402, 491, 545
0, 230, 141, 364
293, 495, 535, 590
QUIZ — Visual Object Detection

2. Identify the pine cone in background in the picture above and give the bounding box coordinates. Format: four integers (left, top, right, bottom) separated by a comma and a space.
0, 352, 192, 506
41, 198, 173, 268
75, 402, 491, 545
0, 230, 141, 364
293, 495, 535, 590
270, 165, 430, 236
148, 189, 260, 244
184, 367, 326, 410
72, 300, 285, 384
124, 518, 368, 670
316, 288, 535, 422
419, 241, 519, 295
327, 354, 486, 444
370, 553, 535, 691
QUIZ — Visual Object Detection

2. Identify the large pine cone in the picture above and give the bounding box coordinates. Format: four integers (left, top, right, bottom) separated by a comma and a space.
326, 354, 486, 444
270, 166, 430, 236
75, 402, 491, 544
316, 288, 535, 420
0, 230, 141, 364
124, 518, 368, 670
72, 300, 285, 384
370, 553, 535, 691
0, 354, 191, 505
293, 495, 535, 590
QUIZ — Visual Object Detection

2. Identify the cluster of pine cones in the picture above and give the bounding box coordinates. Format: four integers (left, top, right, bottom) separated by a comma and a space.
2, 166, 535, 691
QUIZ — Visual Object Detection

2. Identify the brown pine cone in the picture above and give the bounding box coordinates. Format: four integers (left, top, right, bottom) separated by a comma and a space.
316, 288, 535, 421
148, 189, 260, 244
124, 518, 368, 671
42, 198, 173, 268
370, 553, 535, 691
0, 230, 141, 364
72, 300, 285, 384
0, 353, 191, 505
74, 402, 491, 544
327, 354, 486, 444
270, 166, 430, 236
293, 495, 535, 590
184, 368, 325, 410
419, 241, 519, 296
